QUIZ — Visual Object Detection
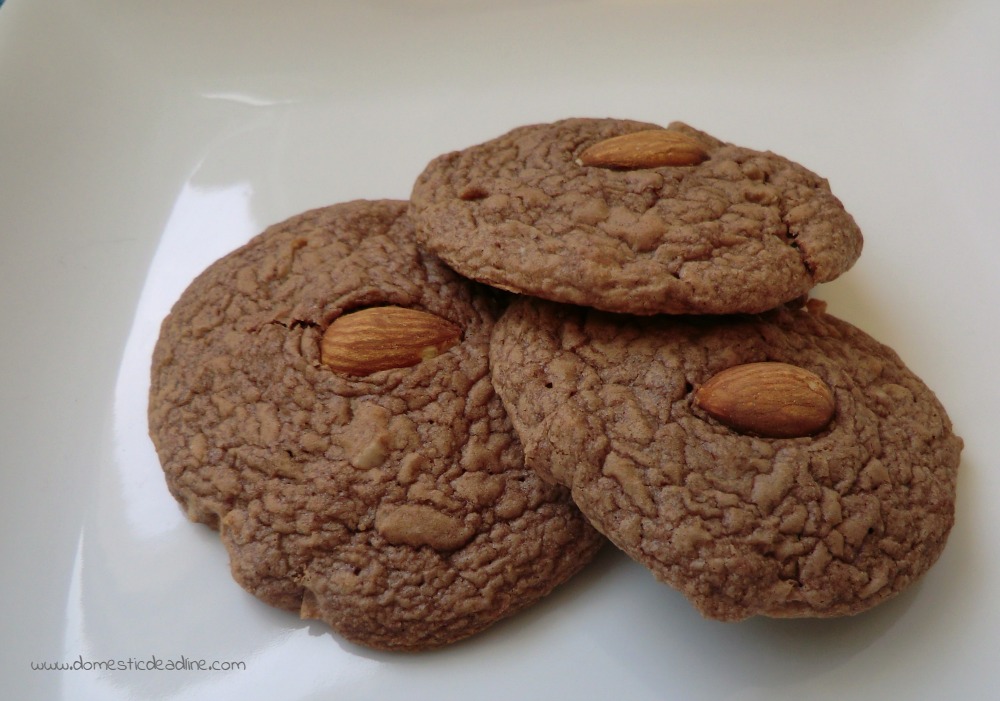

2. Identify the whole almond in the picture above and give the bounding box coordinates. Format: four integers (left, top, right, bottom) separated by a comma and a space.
320, 306, 461, 376
692, 362, 835, 438
576, 129, 710, 169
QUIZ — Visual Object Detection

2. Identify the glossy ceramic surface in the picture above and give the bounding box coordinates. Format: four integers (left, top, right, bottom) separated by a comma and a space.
2, 1, 998, 699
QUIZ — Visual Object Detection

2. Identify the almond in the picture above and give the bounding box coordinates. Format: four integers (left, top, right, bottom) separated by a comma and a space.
320, 306, 461, 376
692, 362, 835, 438
576, 129, 710, 169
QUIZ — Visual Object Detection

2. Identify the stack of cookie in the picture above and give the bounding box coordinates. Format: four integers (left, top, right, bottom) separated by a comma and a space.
149, 118, 962, 652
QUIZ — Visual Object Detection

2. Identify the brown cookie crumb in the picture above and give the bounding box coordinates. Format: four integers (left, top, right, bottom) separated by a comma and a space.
410, 118, 863, 315
148, 200, 603, 650
490, 297, 962, 620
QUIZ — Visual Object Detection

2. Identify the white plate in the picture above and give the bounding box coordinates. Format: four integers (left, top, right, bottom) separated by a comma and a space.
3, 1, 998, 699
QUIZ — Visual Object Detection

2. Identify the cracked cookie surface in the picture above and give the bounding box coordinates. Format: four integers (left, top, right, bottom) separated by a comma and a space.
148, 200, 603, 651
410, 118, 863, 315
490, 297, 962, 620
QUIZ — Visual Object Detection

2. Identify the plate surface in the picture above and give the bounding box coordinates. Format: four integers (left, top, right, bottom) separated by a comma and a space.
2, 1, 998, 699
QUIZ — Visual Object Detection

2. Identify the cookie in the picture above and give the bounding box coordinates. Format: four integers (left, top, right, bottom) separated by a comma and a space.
489, 297, 962, 620
410, 118, 863, 315
148, 200, 603, 651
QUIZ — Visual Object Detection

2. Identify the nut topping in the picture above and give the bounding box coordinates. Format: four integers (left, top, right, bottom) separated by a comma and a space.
576, 129, 710, 169
320, 306, 461, 376
693, 362, 835, 438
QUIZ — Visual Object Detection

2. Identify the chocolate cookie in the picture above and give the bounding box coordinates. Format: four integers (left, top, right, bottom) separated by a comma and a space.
148, 200, 603, 651
410, 118, 863, 315
490, 297, 962, 620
